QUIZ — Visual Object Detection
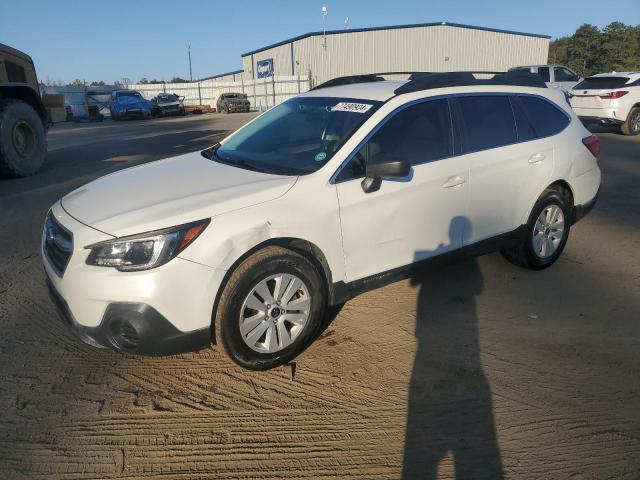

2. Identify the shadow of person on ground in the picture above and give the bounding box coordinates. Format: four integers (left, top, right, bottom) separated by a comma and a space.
403, 217, 504, 479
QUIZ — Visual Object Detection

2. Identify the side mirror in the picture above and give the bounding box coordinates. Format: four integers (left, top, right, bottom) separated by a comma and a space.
361, 160, 410, 193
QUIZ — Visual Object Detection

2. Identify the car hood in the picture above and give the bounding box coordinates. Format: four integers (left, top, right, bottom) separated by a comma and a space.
61, 151, 297, 237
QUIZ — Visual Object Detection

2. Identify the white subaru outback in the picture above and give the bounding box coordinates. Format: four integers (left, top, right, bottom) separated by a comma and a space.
43, 72, 601, 370
569, 71, 640, 135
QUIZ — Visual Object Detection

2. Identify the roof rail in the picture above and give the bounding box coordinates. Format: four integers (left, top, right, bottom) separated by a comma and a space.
311, 72, 423, 91
394, 71, 547, 94
310, 71, 547, 94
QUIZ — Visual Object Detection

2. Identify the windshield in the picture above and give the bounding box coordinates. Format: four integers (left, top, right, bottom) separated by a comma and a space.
574, 77, 630, 90
225, 93, 246, 99
158, 94, 178, 103
214, 96, 382, 175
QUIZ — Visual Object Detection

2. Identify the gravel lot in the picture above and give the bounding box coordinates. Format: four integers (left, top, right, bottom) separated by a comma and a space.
0, 114, 638, 479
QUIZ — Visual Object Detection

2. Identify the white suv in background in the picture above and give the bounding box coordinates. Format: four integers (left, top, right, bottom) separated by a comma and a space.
43, 71, 601, 370
569, 72, 640, 136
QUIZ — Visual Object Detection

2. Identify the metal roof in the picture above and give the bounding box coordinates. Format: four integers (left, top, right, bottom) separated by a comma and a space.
197, 69, 244, 81
241, 21, 551, 57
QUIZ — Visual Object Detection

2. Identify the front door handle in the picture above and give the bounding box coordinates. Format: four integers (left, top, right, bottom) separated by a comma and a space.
442, 175, 466, 188
528, 153, 546, 164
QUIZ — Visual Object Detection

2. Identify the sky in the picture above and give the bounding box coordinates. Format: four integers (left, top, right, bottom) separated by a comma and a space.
1, 0, 638, 85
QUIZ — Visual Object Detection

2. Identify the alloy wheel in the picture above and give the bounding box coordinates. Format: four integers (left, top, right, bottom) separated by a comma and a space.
239, 274, 311, 353
532, 204, 565, 259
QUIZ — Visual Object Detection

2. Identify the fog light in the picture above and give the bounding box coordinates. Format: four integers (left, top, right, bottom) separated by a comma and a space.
108, 319, 140, 351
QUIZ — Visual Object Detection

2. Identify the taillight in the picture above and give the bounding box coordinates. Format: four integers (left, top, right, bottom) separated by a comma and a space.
598, 91, 628, 99
582, 135, 599, 157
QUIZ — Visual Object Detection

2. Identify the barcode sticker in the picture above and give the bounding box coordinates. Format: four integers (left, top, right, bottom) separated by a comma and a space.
331, 102, 373, 113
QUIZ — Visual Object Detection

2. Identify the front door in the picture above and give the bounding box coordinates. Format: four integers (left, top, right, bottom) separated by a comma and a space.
335, 98, 469, 282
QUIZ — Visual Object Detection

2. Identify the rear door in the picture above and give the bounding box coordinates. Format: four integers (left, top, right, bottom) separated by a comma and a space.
452, 94, 554, 244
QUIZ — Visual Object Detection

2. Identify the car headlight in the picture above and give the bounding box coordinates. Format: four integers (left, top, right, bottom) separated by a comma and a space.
85, 219, 210, 271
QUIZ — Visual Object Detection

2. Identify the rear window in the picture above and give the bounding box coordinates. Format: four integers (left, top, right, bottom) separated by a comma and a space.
456, 95, 516, 153
510, 97, 536, 142
518, 96, 569, 138
574, 77, 630, 90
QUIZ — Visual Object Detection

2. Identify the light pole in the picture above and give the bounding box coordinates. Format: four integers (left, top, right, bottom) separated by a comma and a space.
187, 43, 193, 81
321, 6, 328, 49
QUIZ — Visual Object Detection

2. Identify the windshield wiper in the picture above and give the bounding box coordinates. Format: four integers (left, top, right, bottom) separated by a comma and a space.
207, 148, 270, 174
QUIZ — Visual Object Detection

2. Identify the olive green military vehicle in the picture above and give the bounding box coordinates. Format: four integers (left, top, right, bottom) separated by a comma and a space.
0, 43, 62, 177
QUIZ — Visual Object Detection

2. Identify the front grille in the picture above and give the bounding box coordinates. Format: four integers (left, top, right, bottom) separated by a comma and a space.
44, 213, 73, 276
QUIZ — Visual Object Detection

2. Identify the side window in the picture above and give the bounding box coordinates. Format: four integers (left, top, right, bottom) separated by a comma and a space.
456, 95, 517, 153
518, 96, 570, 138
537, 67, 551, 82
554, 67, 579, 82
509, 97, 536, 142
335, 99, 452, 182
5, 61, 27, 83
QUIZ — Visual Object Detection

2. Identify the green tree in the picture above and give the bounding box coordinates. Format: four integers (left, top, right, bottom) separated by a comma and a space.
68, 78, 85, 87
139, 77, 149, 84
170, 77, 189, 83
89, 80, 106, 86
566, 24, 601, 76
548, 22, 640, 77
598, 22, 640, 72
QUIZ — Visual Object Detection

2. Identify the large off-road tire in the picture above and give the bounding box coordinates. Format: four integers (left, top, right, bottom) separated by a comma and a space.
215, 246, 326, 370
621, 107, 640, 136
502, 186, 572, 270
0, 99, 46, 177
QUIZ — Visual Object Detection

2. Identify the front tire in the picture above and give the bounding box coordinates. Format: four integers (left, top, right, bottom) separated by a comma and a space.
621, 107, 640, 136
215, 246, 326, 370
0, 99, 47, 177
502, 186, 572, 270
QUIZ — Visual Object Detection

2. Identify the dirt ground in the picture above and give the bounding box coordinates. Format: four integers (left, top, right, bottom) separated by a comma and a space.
0, 115, 639, 479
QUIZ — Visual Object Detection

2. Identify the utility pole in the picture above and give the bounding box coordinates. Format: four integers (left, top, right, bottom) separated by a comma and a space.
321, 6, 328, 49
187, 43, 193, 81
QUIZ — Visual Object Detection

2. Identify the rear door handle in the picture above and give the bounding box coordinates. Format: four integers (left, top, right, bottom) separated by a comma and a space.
442, 175, 466, 188
528, 153, 546, 164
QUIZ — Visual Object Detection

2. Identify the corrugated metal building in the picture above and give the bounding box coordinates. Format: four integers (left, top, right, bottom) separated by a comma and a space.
240, 21, 550, 86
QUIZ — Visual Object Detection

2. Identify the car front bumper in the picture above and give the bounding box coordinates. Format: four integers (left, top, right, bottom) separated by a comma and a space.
42, 202, 226, 356
47, 279, 211, 355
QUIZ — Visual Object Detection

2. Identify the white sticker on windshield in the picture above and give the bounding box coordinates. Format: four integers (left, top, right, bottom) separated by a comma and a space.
331, 102, 373, 113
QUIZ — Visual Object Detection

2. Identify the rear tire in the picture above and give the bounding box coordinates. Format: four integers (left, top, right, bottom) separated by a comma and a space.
0, 99, 46, 177
214, 246, 326, 370
502, 186, 572, 270
621, 107, 640, 136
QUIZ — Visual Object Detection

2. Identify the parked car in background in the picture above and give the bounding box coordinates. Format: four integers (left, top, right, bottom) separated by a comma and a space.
43, 71, 600, 370
510, 65, 582, 92
569, 72, 640, 136
150, 93, 186, 117
217, 92, 250, 113
109, 90, 151, 120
